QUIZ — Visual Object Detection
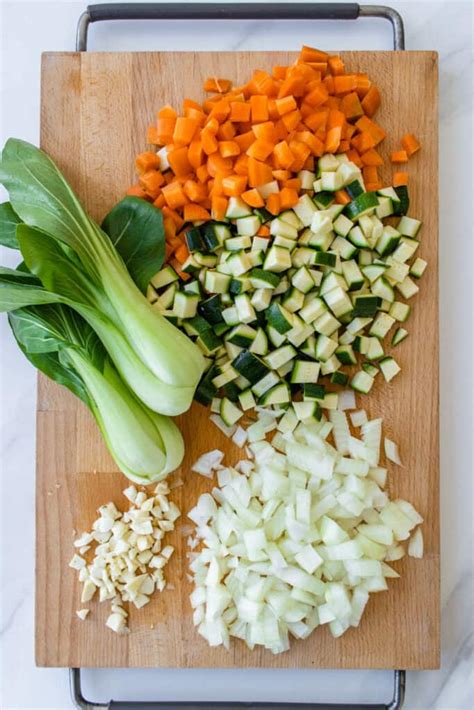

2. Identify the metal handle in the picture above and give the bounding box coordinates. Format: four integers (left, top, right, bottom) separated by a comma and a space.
76, 3, 405, 51
70, 667, 405, 710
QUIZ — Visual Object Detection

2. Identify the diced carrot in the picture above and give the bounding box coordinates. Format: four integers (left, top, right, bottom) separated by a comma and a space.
328, 55, 345, 76
266, 192, 281, 215
230, 101, 251, 122
211, 195, 228, 220
303, 156, 315, 171
127, 184, 148, 199
325, 127, 342, 153
275, 95, 297, 116
391, 150, 409, 164
162, 207, 184, 230
362, 166, 380, 184
274, 119, 289, 141
242, 188, 265, 208
257, 224, 271, 237
401, 133, 421, 156
188, 140, 204, 169
281, 110, 301, 132
393, 171, 409, 186
365, 181, 382, 192
273, 141, 295, 169
183, 180, 208, 203
248, 157, 274, 187
136, 151, 161, 174
272, 66, 287, 80
251, 121, 277, 142
355, 73, 371, 98
361, 148, 383, 167
164, 218, 177, 242
334, 75, 357, 95
207, 100, 231, 123
196, 164, 209, 183
341, 92, 364, 121
174, 243, 190, 264
305, 83, 329, 107
207, 152, 233, 178
139, 170, 165, 197
288, 140, 311, 166
278, 75, 305, 100
355, 116, 386, 145
234, 153, 249, 176
304, 109, 329, 132
162, 182, 188, 210
158, 106, 177, 119
167, 147, 192, 177
201, 130, 219, 155
323, 75, 335, 94
183, 204, 211, 223
272, 169, 291, 182
279, 187, 299, 209
173, 117, 197, 146
337, 140, 350, 153
204, 77, 232, 94
222, 174, 248, 197
219, 140, 241, 158
204, 117, 220, 135
283, 178, 301, 191
246, 139, 275, 161
250, 95, 269, 123
153, 194, 166, 208
234, 131, 256, 152
335, 190, 351, 205
328, 109, 346, 129
217, 121, 236, 141
267, 99, 280, 121
248, 70, 275, 96
361, 85, 381, 117
299, 45, 329, 63
156, 118, 176, 145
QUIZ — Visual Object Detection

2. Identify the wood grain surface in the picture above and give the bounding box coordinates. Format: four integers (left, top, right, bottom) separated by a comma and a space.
36, 51, 439, 669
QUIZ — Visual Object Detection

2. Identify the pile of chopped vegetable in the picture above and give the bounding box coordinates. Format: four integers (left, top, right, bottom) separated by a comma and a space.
145, 151, 425, 425
70, 481, 180, 634
128, 45, 421, 279
188, 405, 423, 653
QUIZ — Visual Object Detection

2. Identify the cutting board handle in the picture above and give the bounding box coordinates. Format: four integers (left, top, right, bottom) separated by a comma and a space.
76, 3, 405, 51
70, 667, 406, 709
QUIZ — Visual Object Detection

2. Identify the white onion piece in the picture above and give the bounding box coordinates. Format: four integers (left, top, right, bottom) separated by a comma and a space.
384, 438, 402, 465
192, 449, 224, 478
408, 528, 424, 558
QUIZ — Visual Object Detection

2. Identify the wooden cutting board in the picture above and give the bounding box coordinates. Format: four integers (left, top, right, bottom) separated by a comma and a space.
36, 51, 439, 669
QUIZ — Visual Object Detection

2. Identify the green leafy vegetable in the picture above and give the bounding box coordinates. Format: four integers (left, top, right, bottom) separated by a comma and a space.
9, 303, 184, 483
102, 196, 165, 294
0, 139, 205, 415
0, 202, 21, 249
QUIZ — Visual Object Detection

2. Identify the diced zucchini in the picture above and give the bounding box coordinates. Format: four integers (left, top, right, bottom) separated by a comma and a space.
351, 370, 375, 394
205, 271, 231, 294
264, 344, 296, 370
291, 266, 314, 294
320, 354, 341, 375
220, 397, 243, 426
366, 337, 385, 361
270, 217, 299, 240
410, 258, 427, 279
313, 311, 340, 336
264, 245, 292, 273
222, 306, 240, 326
198, 295, 224, 325
238, 388, 256, 411
319, 154, 340, 172
345, 180, 364, 200
266, 303, 294, 334
227, 252, 253, 277
173, 291, 199, 319
226, 196, 252, 219
379, 356, 401, 382
249, 327, 269, 356
331, 371, 349, 386
251, 288, 273, 312
291, 360, 320, 384
344, 192, 379, 220
184, 227, 205, 252
375, 196, 394, 219
396, 276, 419, 299
259, 382, 291, 406
389, 301, 411, 322
252, 236, 270, 252
362, 264, 386, 283
226, 324, 257, 347
369, 313, 396, 339
197, 329, 223, 356
315, 334, 338, 362
150, 265, 179, 290
236, 215, 260, 237
371, 277, 395, 303
353, 335, 370, 354
341, 260, 364, 291
310, 211, 333, 235
321, 170, 344, 191
232, 350, 270, 384
321, 392, 338, 410
323, 287, 353, 318
235, 294, 256, 324
397, 215, 421, 238
225, 235, 252, 251
293, 400, 322, 421
362, 362, 379, 377
336, 344, 357, 365
392, 185, 409, 216
252, 371, 281, 398
282, 287, 305, 313
333, 213, 353, 237
194, 252, 218, 268
391, 327, 408, 346
303, 383, 326, 400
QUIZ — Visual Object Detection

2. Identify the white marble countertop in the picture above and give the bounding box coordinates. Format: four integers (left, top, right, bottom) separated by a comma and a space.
1, 1, 473, 708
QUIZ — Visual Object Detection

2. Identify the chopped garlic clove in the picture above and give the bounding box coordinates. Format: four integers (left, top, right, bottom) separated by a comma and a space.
76, 609, 89, 621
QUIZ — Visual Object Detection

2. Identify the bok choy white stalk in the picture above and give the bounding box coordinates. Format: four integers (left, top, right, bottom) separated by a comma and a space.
8, 303, 184, 483
0, 139, 205, 415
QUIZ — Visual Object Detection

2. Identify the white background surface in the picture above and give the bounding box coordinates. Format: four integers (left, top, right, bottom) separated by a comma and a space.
0, 1, 473, 708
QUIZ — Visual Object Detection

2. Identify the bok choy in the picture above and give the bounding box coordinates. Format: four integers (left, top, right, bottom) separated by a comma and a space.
0, 139, 205, 415
8, 300, 184, 483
